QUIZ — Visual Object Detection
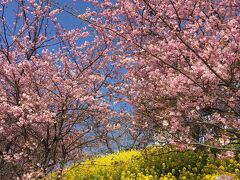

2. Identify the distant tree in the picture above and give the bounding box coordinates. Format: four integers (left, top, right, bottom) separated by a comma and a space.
90, 116, 154, 154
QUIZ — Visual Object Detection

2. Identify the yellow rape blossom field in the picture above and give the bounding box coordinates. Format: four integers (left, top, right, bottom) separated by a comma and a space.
51, 146, 240, 179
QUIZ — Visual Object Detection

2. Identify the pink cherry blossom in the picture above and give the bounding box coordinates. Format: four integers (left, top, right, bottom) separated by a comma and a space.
83, 0, 240, 152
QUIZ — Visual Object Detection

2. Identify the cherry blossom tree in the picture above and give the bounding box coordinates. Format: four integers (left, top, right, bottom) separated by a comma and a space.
1, 0, 239, 177
79, 0, 240, 153
0, 0, 118, 178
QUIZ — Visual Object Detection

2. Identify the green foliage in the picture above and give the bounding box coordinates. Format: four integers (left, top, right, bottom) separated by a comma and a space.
51, 146, 240, 179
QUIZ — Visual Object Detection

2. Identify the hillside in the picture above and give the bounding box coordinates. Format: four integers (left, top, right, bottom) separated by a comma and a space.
51, 146, 240, 179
